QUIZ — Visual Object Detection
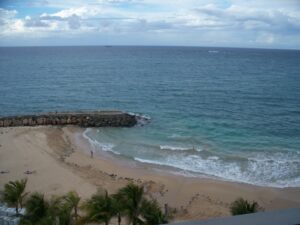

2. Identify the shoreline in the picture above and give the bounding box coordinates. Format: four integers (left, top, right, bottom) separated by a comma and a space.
1, 126, 300, 221
80, 127, 300, 189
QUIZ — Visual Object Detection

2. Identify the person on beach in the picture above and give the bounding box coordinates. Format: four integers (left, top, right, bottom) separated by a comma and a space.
91, 150, 93, 158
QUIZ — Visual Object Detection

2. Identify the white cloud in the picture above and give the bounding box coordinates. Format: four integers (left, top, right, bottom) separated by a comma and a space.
0, 8, 17, 28
0, 9, 25, 35
256, 32, 275, 44
0, 0, 300, 48
50, 6, 102, 18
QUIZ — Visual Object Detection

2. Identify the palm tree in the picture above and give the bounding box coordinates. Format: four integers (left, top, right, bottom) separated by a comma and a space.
83, 190, 117, 225
116, 183, 145, 225
3, 178, 28, 214
21, 193, 73, 225
47, 196, 72, 225
64, 191, 81, 224
141, 199, 168, 225
112, 193, 127, 225
20, 192, 49, 225
230, 198, 261, 215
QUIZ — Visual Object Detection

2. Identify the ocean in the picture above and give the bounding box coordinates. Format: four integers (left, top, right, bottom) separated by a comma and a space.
0, 46, 299, 187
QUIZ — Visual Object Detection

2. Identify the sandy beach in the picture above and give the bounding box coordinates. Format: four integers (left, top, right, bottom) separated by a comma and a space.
0, 126, 299, 222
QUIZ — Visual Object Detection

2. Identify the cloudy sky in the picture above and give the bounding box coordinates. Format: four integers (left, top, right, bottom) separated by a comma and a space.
1, 0, 300, 49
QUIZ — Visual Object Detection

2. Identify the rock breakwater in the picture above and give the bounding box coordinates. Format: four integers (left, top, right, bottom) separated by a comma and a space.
0, 111, 137, 127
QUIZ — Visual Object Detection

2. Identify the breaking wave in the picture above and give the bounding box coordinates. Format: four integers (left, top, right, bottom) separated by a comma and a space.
135, 150, 300, 188
82, 128, 300, 188
160, 145, 202, 152
83, 128, 120, 155
128, 112, 151, 126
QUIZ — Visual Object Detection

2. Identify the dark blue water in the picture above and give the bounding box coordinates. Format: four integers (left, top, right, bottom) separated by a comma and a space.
1, 46, 300, 187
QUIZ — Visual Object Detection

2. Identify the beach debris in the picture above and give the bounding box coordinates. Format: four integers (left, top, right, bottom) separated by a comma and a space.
109, 173, 117, 178
24, 170, 36, 174
0, 170, 9, 174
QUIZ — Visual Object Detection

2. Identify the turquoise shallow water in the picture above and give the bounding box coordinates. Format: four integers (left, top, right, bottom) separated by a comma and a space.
0, 46, 300, 187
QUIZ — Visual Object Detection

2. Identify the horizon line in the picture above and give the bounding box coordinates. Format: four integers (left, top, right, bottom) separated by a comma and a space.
0, 44, 299, 51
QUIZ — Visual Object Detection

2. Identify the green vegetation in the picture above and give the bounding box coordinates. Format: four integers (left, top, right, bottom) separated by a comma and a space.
141, 199, 169, 225
20, 194, 73, 225
115, 183, 145, 225
1, 179, 169, 225
1, 178, 265, 224
2, 178, 28, 214
82, 190, 118, 225
230, 198, 262, 215
21, 192, 49, 224
64, 191, 81, 224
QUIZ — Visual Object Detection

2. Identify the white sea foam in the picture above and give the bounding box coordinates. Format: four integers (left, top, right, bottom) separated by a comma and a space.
83, 129, 300, 187
207, 156, 219, 160
134, 151, 300, 188
159, 145, 202, 152
134, 157, 166, 165
169, 134, 182, 138
160, 145, 190, 151
82, 128, 92, 140
128, 112, 151, 126
82, 128, 120, 155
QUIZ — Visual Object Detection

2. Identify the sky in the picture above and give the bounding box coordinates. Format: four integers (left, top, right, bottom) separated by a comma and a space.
0, 0, 300, 49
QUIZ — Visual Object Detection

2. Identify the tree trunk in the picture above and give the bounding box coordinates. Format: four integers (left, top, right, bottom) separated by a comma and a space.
164, 204, 168, 217
74, 207, 78, 224
56, 216, 59, 225
118, 213, 121, 225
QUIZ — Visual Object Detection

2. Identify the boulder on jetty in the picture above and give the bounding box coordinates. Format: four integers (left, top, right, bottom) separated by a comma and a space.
0, 111, 137, 127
